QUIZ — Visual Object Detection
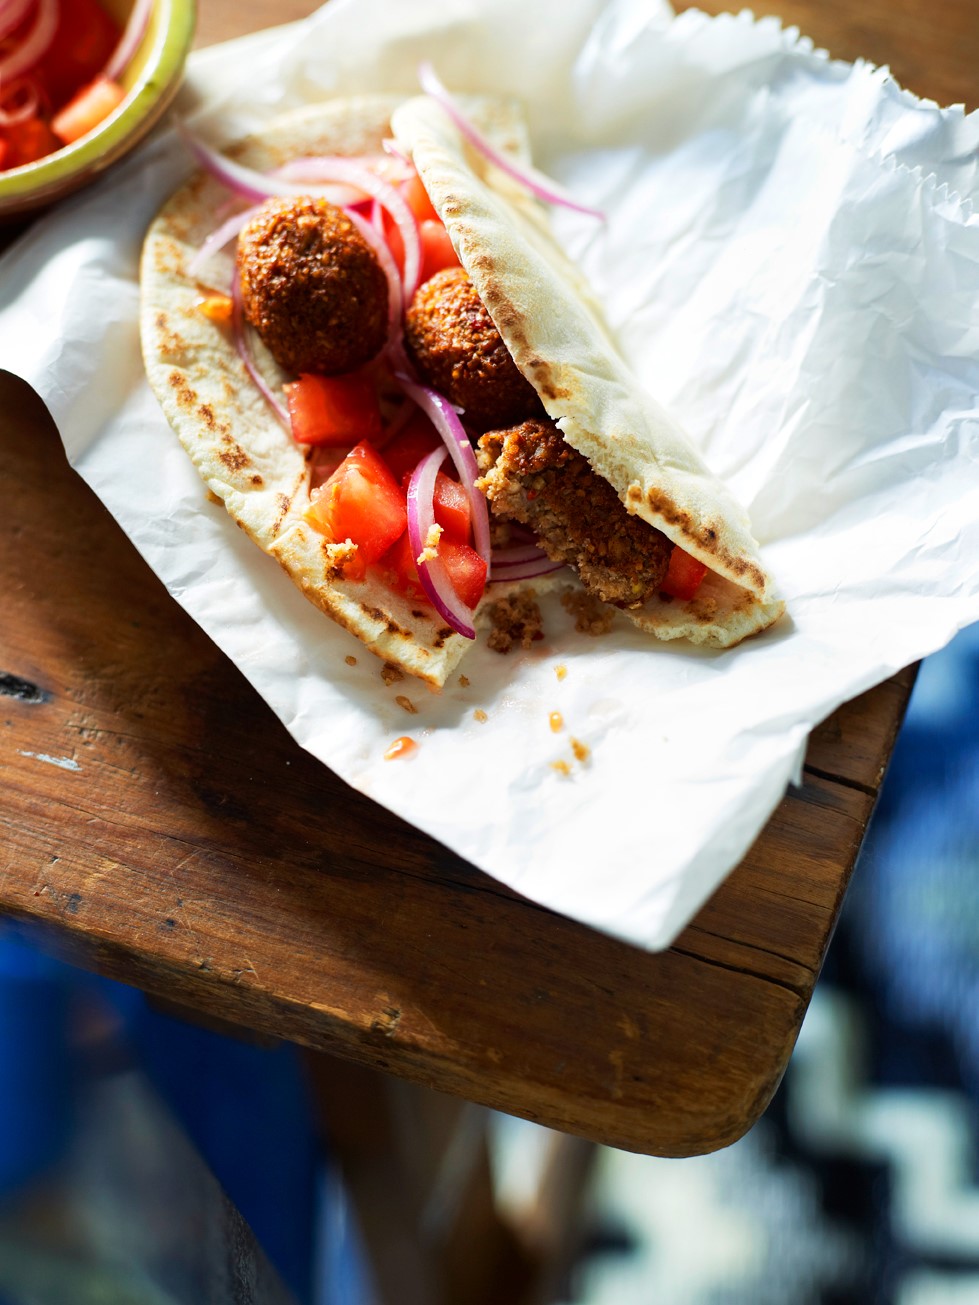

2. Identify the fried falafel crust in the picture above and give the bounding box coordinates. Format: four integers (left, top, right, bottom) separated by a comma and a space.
405, 267, 544, 431
238, 196, 388, 377
477, 419, 673, 608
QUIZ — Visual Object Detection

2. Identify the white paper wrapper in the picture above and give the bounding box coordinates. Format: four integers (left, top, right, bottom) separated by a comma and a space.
3, 0, 978, 951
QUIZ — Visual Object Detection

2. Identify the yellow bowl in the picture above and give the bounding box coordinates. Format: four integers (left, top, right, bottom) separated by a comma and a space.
0, 0, 196, 218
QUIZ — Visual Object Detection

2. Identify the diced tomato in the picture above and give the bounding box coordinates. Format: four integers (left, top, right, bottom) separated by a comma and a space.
51, 76, 126, 146
304, 442, 407, 574
433, 472, 471, 544
382, 411, 442, 484
31, 0, 120, 108
2, 116, 61, 168
402, 171, 439, 224
285, 373, 382, 447
0, 139, 7, 171
378, 529, 425, 600
660, 547, 709, 601
381, 207, 404, 278
418, 219, 459, 285
440, 539, 488, 610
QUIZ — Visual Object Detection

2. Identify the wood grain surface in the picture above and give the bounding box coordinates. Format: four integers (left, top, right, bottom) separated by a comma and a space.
2, 0, 969, 1156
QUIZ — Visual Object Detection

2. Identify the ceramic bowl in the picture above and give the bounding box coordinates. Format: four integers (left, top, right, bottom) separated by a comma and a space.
0, 0, 196, 219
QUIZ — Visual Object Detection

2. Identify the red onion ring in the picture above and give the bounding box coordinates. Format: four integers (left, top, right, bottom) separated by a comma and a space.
102, 0, 152, 82
407, 446, 477, 640
230, 270, 290, 431
0, 0, 32, 43
0, 0, 57, 83
0, 73, 37, 126
176, 122, 356, 207
187, 204, 261, 280
490, 542, 554, 567
489, 557, 566, 583
394, 373, 490, 565
342, 204, 403, 351
417, 61, 604, 221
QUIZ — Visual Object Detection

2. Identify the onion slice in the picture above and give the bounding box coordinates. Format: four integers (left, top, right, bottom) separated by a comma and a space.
176, 122, 355, 207
489, 556, 566, 583
102, 0, 152, 82
342, 203, 403, 350
0, 0, 33, 43
0, 0, 58, 83
187, 204, 261, 280
407, 446, 477, 640
230, 270, 290, 431
394, 374, 490, 565
417, 61, 604, 221
0, 75, 38, 127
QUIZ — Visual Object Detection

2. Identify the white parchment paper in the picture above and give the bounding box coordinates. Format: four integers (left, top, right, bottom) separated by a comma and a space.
3, 0, 978, 950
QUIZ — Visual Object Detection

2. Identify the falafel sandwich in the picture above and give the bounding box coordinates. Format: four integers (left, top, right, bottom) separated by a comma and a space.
140, 92, 783, 688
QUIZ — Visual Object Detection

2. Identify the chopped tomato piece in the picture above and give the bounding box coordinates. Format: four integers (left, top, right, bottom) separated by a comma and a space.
31, 0, 121, 108
433, 472, 471, 544
2, 117, 61, 168
402, 172, 440, 224
382, 411, 442, 484
52, 77, 126, 146
285, 373, 382, 447
660, 547, 709, 601
378, 530, 425, 600
304, 442, 407, 572
0, 139, 8, 171
440, 539, 488, 610
418, 219, 459, 285
381, 207, 405, 278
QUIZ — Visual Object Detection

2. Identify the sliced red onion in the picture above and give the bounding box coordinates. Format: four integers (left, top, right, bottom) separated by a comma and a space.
102, 0, 152, 82
0, 0, 57, 83
490, 542, 553, 567
278, 153, 411, 186
0, 74, 38, 127
417, 61, 604, 221
273, 155, 421, 299
187, 204, 261, 280
381, 137, 411, 169
176, 123, 357, 207
407, 446, 477, 640
489, 557, 566, 583
230, 270, 290, 431
0, 0, 33, 43
342, 204, 402, 350
395, 374, 490, 565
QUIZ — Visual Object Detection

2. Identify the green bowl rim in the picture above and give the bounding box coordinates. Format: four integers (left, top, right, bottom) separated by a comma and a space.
0, 0, 196, 204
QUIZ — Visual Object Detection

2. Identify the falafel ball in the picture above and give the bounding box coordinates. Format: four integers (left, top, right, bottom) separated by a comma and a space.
404, 266, 543, 430
237, 196, 388, 377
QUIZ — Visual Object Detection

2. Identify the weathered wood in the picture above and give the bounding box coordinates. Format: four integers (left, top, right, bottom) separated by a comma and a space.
3, 0, 969, 1158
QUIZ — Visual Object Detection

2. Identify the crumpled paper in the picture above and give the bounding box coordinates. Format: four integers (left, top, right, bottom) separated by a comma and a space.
2, 0, 978, 950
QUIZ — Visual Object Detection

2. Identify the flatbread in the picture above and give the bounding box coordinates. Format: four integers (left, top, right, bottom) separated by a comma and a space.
140, 94, 783, 692
391, 96, 785, 646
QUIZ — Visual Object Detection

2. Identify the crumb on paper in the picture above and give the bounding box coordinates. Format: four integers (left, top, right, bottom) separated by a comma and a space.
384, 736, 417, 760
561, 589, 616, 636
345, 655, 357, 667
555, 664, 567, 681
570, 737, 590, 763
551, 759, 572, 777
459, 674, 470, 688
473, 709, 488, 723
549, 711, 563, 733
395, 695, 417, 714
381, 662, 404, 686
487, 592, 544, 654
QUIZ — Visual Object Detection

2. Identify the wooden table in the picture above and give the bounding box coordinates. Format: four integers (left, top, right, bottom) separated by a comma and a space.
2, 0, 968, 1174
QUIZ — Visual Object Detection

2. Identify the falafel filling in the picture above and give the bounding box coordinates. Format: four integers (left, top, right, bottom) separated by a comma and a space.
477, 420, 673, 608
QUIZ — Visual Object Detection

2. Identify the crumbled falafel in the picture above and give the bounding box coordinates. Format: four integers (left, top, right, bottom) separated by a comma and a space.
477, 419, 673, 607
237, 196, 388, 377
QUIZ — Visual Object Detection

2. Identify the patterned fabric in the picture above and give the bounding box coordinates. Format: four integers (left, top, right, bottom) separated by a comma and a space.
576, 623, 979, 1305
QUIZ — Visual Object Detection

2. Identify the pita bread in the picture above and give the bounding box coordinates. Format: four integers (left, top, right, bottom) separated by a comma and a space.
140, 95, 782, 693
391, 96, 784, 646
